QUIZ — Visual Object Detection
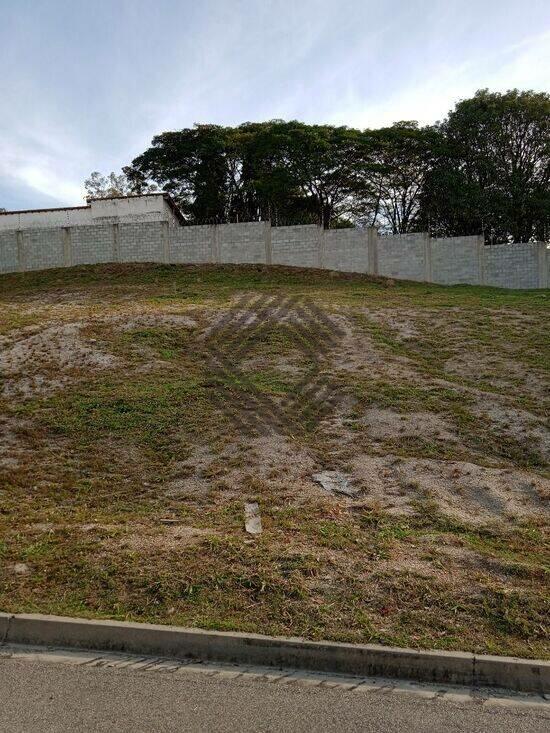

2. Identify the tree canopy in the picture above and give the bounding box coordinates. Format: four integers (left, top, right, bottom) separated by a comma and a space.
421, 90, 550, 243
85, 90, 550, 242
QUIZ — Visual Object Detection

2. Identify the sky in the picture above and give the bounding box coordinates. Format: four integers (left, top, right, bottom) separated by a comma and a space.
1, 0, 549, 211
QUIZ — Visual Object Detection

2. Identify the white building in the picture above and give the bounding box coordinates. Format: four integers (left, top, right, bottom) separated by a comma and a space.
0, 193, 184, 231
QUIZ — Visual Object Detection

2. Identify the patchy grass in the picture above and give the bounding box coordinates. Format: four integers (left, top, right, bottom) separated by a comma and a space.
0, 263, 548, 658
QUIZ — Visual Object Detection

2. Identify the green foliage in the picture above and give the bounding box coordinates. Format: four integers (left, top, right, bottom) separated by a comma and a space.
420, 89, 550, 242
116, 89, 550, 242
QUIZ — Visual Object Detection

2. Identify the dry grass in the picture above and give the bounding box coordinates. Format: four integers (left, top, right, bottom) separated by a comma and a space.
0, 263, 548, 658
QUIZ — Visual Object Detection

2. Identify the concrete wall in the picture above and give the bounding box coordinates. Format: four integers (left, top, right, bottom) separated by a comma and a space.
0, 207, 92, 231
378, 232, 428, 281
322, 228, 370, 273
0, 218, 548, 290
71, 224, 115, 266
170, 224, 214, 264
431, 235, 482, 285
218, 222, 267, 264
0, 230, 19, 273
272, 225, 321, 268
89, 195, 177, 224
484, 242, 542, 289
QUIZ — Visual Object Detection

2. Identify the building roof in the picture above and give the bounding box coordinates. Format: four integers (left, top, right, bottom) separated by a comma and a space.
0, 205, 88, 216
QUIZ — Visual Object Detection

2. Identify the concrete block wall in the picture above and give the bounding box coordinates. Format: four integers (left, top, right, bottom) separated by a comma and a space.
170, 224, 214, 264
217, 222, 267, 264
272, 225, 321, 268
484, 242, 542, 289
0, 231, 18, 273
322, 228, 369, 273
431, 235, 481, 285
378, 232, 428, 281
0, 218, 547, 290
20, 227, 65, 271
117, 222, 165, 263
71, 224, 115, 266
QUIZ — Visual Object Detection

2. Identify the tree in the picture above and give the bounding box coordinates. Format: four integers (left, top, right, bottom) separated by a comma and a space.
420, 89, 550, 242
228, 121, 317, 225
362, 123, 438, 234
84, 171, 158, 200
104, 91, 550, 238
124, 121, 374, 228
124, 125, 233, 222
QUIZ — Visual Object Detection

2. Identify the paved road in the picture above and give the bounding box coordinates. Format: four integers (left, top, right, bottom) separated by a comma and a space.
0, 648, 548, 732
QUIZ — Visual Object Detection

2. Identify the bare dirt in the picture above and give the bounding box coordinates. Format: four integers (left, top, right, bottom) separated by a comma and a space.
0, 264, 548, 657
1, 295, 548, 524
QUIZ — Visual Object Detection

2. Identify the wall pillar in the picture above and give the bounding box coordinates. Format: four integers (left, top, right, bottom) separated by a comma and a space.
264, 221, 272, 265
112, 223, 120, 262
16, 230, 26, 272
62, 227, 72, 268
367, 228, 378, 276
318, 226, 325, 269
423, 232, 433, 282
210, 225, 220, 263
161, 221, 170, 263
537, 242, 548, 289
477, 235, 486, 285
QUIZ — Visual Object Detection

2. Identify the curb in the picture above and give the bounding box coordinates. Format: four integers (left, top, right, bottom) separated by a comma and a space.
1, 612, 548, 694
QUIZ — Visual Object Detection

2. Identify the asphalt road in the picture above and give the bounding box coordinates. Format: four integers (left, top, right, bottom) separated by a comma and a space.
0, 652, 548, 733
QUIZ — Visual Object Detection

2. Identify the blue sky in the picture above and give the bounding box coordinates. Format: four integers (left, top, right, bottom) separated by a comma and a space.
1, 0, 549, 210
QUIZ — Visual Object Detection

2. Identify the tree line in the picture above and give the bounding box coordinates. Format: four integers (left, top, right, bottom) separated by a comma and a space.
85, 90, 550, 243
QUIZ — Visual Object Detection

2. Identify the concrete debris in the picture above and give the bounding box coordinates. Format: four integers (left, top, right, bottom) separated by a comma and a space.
312, 471, 358, 497
244, 502, 262, 535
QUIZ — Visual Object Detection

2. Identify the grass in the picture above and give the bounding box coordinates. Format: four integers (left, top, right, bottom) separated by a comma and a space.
0, 262, 548, 658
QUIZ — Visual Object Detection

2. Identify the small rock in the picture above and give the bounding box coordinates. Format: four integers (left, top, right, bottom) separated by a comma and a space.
33, 522, 54, 532
312, 471, 358, 497
244, 502, 262, 535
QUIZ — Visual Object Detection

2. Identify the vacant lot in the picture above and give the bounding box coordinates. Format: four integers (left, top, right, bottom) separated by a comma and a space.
0, 263, 548, 658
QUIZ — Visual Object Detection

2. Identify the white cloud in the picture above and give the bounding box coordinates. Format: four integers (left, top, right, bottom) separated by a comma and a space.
15, 166, 84, 205
0, 2, 549, 207
322, 29, 550, 129
0, 136, 87, 206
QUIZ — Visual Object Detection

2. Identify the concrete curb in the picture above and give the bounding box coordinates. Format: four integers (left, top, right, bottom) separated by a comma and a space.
1, 612, 548, 694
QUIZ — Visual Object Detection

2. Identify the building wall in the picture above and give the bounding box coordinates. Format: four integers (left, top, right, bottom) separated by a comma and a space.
89, 195, 179, 224
0, 207, 92, 231
0, 194, 178, 231
0, 217, 547, 290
